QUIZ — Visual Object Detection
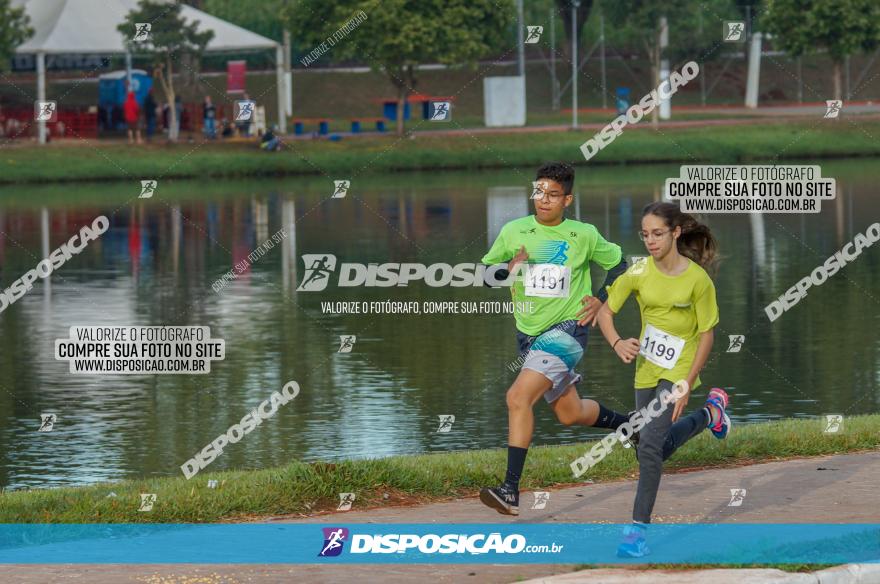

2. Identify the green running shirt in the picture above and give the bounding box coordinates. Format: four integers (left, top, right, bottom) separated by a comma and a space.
482, 215, 622, 336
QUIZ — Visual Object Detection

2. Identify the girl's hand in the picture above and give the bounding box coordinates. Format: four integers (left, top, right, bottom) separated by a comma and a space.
614, 338, 640, 363
672, 387, 691, 422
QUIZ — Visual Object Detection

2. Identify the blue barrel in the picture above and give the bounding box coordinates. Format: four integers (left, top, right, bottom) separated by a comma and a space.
293, 121, 304, 135
383, 101, 410, 120
616, 87, 631, 114
351, 120, 361, 133
319, 120, 329, 135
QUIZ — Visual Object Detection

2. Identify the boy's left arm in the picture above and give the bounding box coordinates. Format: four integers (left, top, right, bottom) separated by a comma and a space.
589, 228, 627, 301
576, 230, 627, 325
595, 257, 628, 302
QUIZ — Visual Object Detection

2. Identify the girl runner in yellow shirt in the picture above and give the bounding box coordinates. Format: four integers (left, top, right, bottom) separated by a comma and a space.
597, 201, 731, 558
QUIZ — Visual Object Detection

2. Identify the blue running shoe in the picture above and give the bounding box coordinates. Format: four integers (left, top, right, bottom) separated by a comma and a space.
706, 387, 731, 439
617, 524, 650, 558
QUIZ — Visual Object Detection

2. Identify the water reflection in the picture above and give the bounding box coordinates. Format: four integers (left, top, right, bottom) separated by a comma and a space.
0, 162, 878, 490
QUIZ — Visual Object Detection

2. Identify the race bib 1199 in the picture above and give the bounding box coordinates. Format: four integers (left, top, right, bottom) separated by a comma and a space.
639, 323, 685, 369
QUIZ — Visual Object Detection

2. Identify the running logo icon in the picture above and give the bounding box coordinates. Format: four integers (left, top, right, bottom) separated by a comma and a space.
436, 414, 455, 433
133, 23, 151, 42
429, 102, 451, 121
139, 493, 157, 512
525, 26, 543, 44
297, 254, 337, 291
139, 179, 157, 199
628, 256, 648, 275
824, 100, 842, 119
727, 488, 747, 507
531, 180, 549, 199
337, 493, 356, 511
319, 527, 349, 557
823, 414, 843, 434
332, 180, 350, 198
532, 241, 570, 265
338, 335, 356, 353
38, 413, 56, 432
34, 101, 57, 122
724, 22, 744, 41
726, 335, 745, 353
531, 491, 550, 509
235, 100, 255, 121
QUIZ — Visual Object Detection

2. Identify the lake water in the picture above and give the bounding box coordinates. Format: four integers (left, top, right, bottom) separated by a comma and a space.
0, 160, 878, 490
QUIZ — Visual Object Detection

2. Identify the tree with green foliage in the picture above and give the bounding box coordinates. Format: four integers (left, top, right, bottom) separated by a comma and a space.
284, 0, 513, 135
763, 0, 880, 100
200, 0, 285, 42
604, 0, 738, 125
118, 0, 214, 141
0, 0, 33, 73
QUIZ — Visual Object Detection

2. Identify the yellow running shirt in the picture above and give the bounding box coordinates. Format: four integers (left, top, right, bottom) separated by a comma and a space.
606, 256, 719, 389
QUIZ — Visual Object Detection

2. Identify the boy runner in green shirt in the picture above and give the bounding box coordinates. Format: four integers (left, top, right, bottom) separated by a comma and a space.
478, 162, 630, 516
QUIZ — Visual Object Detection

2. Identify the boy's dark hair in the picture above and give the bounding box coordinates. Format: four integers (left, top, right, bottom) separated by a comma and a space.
535, 162, 574, 195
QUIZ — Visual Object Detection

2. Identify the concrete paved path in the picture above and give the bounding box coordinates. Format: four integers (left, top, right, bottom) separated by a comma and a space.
5, 451, 879, 583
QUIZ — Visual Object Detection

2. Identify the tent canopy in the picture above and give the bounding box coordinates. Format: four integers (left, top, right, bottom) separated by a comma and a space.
13, 0, 279, 54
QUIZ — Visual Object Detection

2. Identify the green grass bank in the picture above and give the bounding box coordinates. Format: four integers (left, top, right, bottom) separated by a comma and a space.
2, 119, 879, 185
1, 415, 878, 523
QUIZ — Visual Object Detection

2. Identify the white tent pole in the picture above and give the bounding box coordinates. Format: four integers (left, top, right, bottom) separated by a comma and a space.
275, 44, 286, 133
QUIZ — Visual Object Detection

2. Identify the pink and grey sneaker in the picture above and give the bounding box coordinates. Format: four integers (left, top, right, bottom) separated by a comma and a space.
705, 387, 731, 439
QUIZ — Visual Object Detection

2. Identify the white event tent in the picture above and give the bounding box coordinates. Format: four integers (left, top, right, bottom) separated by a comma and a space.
12, 0, 289, 142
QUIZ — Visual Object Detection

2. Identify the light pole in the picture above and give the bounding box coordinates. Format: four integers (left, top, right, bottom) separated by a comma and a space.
516, 0, 525, 77
571, 0, 580, 129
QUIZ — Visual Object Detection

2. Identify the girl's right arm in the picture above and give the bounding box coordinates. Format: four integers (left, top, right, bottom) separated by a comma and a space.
597, 304, 640, 363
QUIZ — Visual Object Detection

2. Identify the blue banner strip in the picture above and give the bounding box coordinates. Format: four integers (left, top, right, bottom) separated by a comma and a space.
1, 524, 878, 564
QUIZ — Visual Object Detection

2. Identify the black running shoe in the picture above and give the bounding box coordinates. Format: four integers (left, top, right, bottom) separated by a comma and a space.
479, 483, 519, 516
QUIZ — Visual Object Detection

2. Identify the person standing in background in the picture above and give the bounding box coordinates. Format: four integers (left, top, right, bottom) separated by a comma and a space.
123, 90, 141, 145
144, 89, 157, 142
203, 95, 216, 139
237, 92, 252, 137
174, 95, 184, 139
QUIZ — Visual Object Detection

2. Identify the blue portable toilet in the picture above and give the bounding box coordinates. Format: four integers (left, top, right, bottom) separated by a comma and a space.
99, 70, 152, 106
615, 87, 631, 115
98, 70, 153, 130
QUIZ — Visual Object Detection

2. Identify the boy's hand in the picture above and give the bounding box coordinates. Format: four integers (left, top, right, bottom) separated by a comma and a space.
507, 245, 529, 273
576, 295, 601, 326
614, 338, 640, 363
